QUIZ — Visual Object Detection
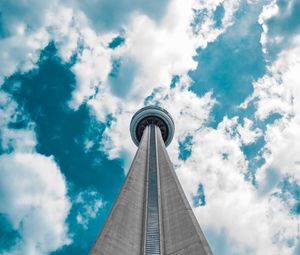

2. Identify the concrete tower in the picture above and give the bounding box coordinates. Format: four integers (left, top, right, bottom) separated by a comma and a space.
90, 106, 213, 255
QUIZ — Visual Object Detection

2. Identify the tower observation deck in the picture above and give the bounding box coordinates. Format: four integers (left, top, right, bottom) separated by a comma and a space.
90, 106, 213, 255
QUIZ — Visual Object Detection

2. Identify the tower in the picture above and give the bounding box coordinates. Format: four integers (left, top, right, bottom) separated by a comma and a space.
90, 106, 213, 255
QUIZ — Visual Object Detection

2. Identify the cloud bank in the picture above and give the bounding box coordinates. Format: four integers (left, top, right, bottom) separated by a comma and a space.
0, 153, 71, 255
1, 0, 299, 254
0, 91, 71, 255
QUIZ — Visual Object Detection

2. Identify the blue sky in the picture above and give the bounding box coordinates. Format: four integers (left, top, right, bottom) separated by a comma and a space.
0, 0, 299, 255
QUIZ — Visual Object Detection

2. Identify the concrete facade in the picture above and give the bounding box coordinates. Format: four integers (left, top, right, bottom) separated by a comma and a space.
90, 124, 213, 255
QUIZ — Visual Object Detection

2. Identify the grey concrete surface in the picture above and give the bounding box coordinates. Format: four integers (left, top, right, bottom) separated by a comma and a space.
90, 124, 213, 255
156, 128, 213, 255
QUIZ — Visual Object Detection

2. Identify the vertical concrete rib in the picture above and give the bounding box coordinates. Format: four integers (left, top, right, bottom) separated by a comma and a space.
156, 128, 213, 255
145, 125, 161, 255
90, 126, 149, 255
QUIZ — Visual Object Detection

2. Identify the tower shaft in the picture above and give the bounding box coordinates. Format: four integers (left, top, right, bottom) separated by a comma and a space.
90, 124, 212, 255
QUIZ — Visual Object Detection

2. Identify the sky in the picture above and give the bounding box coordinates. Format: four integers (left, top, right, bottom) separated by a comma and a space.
0, 0, 299, 254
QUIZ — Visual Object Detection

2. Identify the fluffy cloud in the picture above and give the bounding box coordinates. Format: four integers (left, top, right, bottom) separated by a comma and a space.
0, 153, 71, 255
89, 0, 241, 163
0, 0, 56, 84
43, 0, 241, 116
100, 80, 216, 169
176, 122, 298, 255
74, 188, 105, 230
65, 0, 170, 32
258, 0, 279, 54
217, 116, 262, 145
1, 0, 299, 254
0, 0, 241, 109
243, 35, 300, 184
198, 5, 300, 253
0, 91, 72, 255
0, 91, 36, 152
0, 29, 50, 85
69, 28, 112, 109
68, 0, 202, 111
259, 0, 300, 55
192, 0, 241, 47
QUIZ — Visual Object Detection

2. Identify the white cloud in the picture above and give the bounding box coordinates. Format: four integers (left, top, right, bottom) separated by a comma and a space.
54, 0, 241, 116
0, 91, 36, 152
99, 81, 216, 170
74, 188, 105, 230
193, 0, 241, 47
0, 153, 71, 255
258, 0, 300, 56
0, 29, 50, 85
65, 0, 170, 32
198, 13, 300, 254
68, 28, 112, 109
258, 0, 279, 54
45, 6, 82, 62
88, 0, 241, 166
123, 1, 198, 100
242, 35, 300, 184
0, 0, 58, 84
176, 121, 298, 255
111, 0, 240, 100
0, 0, 240, 113
0, 91, 72, 255
0, 1, 57, 35
217, 116, 262, 145
64, 0, 202, 110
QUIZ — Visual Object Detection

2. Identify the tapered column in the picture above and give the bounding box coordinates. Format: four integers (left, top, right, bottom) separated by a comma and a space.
90, 106, 213, 255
